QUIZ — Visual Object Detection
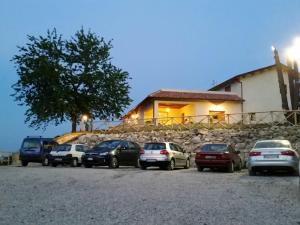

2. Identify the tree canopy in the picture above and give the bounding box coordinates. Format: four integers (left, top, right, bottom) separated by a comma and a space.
12, 28, 132, 132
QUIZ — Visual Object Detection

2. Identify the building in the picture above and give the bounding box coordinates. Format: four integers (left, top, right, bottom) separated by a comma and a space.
124, 63, 298, 125
124, 89, 242, 125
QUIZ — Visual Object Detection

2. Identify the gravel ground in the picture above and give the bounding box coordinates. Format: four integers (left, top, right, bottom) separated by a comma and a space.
0, 165, 299, 225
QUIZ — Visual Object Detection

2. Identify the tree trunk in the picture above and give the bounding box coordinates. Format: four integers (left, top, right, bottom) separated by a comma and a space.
71, 117, 77, 132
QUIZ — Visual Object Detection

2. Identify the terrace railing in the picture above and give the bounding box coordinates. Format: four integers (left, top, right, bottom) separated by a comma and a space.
91, 110, 300, 133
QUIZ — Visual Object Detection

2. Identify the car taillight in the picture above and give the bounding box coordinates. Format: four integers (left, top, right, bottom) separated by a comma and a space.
249, 152, 261, 157
160, 150, 169, 155
281, 150, 295, 156
140, 149, 145, 155
221, 152, 230, 159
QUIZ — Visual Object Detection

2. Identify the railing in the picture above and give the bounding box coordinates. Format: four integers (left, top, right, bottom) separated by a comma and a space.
91, 110, 300, 133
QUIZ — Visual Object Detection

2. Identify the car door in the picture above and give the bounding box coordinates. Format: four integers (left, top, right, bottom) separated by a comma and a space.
169, 143, 182, 166
127, 142, 139, 166
118, 141, 130, 165
228, 145, 239, 166
175, 144, 187, 166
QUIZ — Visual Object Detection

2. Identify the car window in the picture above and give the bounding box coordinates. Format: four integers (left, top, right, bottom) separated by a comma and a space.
128, 142, 136, 149
22, 139, 41, 149
53, 144, 71, 152
175, 144, 184, 152
133, 142, 141, 149
144, 143, 166, 150
83, 145, 90, 151
254, 141, 291, 149
201, 144, 227, 152
75, 145, 84, 152
169, 143, 177, 151
120, 142, 129, 150
95, 140, 122, 149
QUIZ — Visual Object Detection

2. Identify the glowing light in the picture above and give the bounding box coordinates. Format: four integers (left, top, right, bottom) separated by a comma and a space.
210, 104, 224, 111
271, 46, 276, 52
165, 108, 170, 112
82, 115, 88, 121
131, 114, 139, 119
284, 37, 300, 63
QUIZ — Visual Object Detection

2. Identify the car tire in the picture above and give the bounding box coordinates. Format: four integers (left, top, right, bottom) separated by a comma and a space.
167, 159, 175, 171
197, 166, 203, 172
42, 157, 49, 166
21, 161, 28, 167
71, 158, 78, 167
184, 159, 190, 169
84, 163, 92, 168
228, 161, 234, 173
109, 156, 119, 169
51, 163, 57, 167
248, 169, 256, 176
135, 159, 140, 168
236, 160, 242, 171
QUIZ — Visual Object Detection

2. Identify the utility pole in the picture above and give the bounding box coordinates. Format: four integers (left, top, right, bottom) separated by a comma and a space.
272, 47, 289, 110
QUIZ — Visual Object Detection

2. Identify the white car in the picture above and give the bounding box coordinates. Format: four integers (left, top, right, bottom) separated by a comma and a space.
139, 142, 190, 170
248, 140, 299, 175
49, 144, 90, 167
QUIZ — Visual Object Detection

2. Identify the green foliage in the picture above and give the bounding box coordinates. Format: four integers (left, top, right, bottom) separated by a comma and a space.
12, 28, 132, 131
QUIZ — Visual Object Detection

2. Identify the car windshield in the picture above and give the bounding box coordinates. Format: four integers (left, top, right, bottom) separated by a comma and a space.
144, 143, 166, 150
201, 144, 227, 152
254, 141, 290, 149
93, 140, 121, 152
22, 139, 40, 149
53, 144, 71, 152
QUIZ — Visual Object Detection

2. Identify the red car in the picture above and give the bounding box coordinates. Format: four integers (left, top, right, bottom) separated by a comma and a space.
195, 143, 242, 172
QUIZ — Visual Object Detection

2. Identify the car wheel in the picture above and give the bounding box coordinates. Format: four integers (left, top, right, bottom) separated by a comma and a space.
71, 158, 78, 167
21, 161, 28, 167
135, 159, 140, 168
228, 161, 234, 173
236, 160, 242, 171
184, 159, 190, 169
51, 163, 57, 167
197, 166, 203, 172
167, 159, 175, 171
248, 169, 256, 176
109, 156, 119, 169
42, 157, 49, 166
84, 163, 92, 168
141, 165, 147, 170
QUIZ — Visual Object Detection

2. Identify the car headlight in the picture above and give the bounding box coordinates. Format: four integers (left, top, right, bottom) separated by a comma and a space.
99, 152, 108, 156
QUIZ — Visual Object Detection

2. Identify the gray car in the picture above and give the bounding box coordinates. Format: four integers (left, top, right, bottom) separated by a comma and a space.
248, 140, 299, 175
139, 142, 190, 170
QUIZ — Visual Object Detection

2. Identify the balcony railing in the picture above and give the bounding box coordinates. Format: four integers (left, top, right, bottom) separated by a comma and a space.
91, 110, 300, 133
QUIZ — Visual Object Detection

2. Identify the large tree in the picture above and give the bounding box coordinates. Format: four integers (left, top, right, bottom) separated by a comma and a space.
12, 28, 131, 132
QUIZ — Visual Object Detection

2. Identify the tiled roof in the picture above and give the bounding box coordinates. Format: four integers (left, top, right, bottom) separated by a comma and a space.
149, 89, 242, 101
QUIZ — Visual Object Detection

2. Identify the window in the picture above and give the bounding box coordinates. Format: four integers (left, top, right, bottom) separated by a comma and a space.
75, 145, 84, 152
144, 143, 166, 150
225, 85, 231, 92
128, 142, 136, 150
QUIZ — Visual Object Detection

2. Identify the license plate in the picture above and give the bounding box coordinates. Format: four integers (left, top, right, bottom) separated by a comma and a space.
88, 158, 93, 161
147, 159, 156, 162
54, 158, 62, 161
205, 156, 216, 159
264, 155, 279, 159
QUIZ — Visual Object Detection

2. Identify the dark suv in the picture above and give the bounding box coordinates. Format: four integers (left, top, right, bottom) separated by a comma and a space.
195, 143, 242, 172
19, 136, 57, 166
82, 140, 141, 168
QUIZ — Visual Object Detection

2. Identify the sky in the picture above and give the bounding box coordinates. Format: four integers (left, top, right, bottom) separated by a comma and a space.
1, 0, 300, 151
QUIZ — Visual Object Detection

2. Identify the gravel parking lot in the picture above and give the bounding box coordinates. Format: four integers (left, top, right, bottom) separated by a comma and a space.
0, 165, 299, 225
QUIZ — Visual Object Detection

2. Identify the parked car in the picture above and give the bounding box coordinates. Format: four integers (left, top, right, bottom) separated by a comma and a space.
19, 136, 57, 166
195, 143, 242, 172
82, 140, 141, 168
0, 152, 12, 165
139, 142, 190, 170
49, 144, 90, 167
248, 140, 299, 175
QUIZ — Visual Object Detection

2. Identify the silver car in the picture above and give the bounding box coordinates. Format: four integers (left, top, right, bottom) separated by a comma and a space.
248, 140, 299, 175
139, 142, 190, 170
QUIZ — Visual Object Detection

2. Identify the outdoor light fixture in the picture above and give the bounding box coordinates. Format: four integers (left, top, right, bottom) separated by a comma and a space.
82, 115, 88, 121
271, 45, 276, 52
